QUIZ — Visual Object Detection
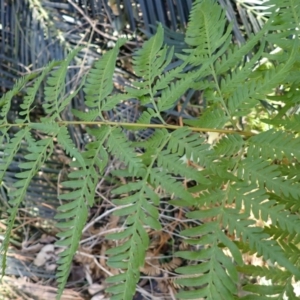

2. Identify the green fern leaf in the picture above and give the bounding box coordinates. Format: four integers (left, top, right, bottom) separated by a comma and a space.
237, 265, 291, 283
216, 30, 268, 75
152, 61, 185, 92
0, 129, 30, 184
83, 39, 126, 118
260, 202, 300, 235
270, 114, 300, 133
55, 196, 88, 299
194, 188, 226, 207
71, 108, 99, 121
0, 73, 37, 124
279, 238, 300, 266
157, 75, 194, 111
57, 126, 86, 168
2, 1, 300, 299
238, 158, 300, 199
218, 41, 266, 98
223, 209, 300, 278
133, 108, 156, 130
57, 76, 86, 116
131, 24, 165, 79
100, 94, 132, 111
43, 47, 82, 120
213, 133, 244, 157
55, 127, 109, 298
227, 182, 266, 213
243, 284, 284, 297
184, 105, 229, 129
105, 193, 150, 299
150, 168, 195, 205
248, 129, 300, 161
157, 150, 209, 183
126, 24, 183, 118
168, 127, 211, 163
107, 128, 144, 176
112, 186, 161, 230
183, 0, 232, 67
227, 82, 258, 116
18, 61, 58, 122
29, 122, 60, 135
176, 222, 238, 300
0, 132, 54, 276
264, 224, 299, 244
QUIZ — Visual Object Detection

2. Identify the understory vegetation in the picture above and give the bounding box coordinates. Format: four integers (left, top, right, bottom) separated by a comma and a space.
1, 0, 300, 299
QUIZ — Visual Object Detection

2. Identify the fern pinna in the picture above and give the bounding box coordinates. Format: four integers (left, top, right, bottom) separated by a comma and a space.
1, 0, 300, 299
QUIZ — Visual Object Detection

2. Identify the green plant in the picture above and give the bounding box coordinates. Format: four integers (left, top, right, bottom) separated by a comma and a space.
1, 0, 300, 299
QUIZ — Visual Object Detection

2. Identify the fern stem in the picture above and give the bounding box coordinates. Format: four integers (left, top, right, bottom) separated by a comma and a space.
1, 121, 255, 137
150, 97, 166, 124
209, 65, 231, 119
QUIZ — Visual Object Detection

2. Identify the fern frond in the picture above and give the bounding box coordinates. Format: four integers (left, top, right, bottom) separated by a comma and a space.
184, 106, 229, 129
134, 108, 155, 128
2, 1, 300, 299
168, 127, 211, 166
223, 209, 300, 278
175, 222, 239, 300
157, 75, 194, 111
156, 150, 208, 183
107, 128, 144, 176
152, 62, 185, 92
274, 192, 300, 214
248, 129, 300, 161
106, 180, 160, 299
237, 265, 291, 283
218, 41, 265, 96
0, 129, 29, 184
228, 45, 297, 116
83, 39, 126, 119
279, 238, 300, 267
0, 73, 37, 124
57, 77, 85, 116
183, 0, 232, 67
267, 0, 300, 41
265, 224, 299, 244
55, 126, 109, 298
57, 126, 86, 168
242, 278, 298, 300
238, 158, 300, 199
213, 134, 245, 157
29, 122, 61, 135
131, 24, 166, 80
55, 191, 88, 299
254, 198, 300, 237
181, 0, 233, 115
0, 132, 54, 276
126, 24, 182, 119
106, 215, 149, 299
100, 94, 132, 112
226, 181, 259, 209
150, 168, 195, 205
19, 61, 58, 122
71, 108, 99, 122
216, 31, 268, 75
43, 47, 82, 121
227, 82, 258, 116
194, 188, 226, 207
133, 128, 167, 150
